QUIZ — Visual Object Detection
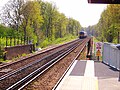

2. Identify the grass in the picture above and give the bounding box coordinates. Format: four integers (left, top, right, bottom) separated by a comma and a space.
53, 35, 77, 45
0, 58, 11, 63
0, 53, 29, 63
40, 34, 77, 48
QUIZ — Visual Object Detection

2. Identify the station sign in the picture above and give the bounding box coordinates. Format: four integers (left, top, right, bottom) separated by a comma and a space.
95, 42, 102, 56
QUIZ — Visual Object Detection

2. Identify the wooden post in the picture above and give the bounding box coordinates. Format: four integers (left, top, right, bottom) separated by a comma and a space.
14, 37, 16, 46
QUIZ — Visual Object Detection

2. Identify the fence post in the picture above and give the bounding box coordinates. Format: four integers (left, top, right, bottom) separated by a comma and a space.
17, 37, 19, 45
6, 36, 8, 47
10, 37, 12, 46
14, 37, 16, 46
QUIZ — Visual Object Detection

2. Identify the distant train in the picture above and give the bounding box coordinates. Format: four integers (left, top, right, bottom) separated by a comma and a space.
79, 31, 87, 39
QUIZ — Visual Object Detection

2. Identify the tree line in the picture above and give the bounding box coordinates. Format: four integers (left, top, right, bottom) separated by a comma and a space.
0, 0, 82, 46
87, 4, 120, 43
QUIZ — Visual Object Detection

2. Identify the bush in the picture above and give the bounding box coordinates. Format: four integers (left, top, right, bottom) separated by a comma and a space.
40, 39, 50, 48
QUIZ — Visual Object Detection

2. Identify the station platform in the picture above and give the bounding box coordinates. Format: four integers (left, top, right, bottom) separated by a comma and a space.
55, 60, 120, 90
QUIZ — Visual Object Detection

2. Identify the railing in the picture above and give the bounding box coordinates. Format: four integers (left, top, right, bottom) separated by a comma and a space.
0, 36, 31, 47
103, 43, 120, 70
0, 36, 33, 60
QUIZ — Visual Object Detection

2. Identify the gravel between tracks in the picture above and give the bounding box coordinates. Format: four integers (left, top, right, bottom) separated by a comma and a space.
0, 40, 78, 76
0, 39, 82, 90
24, 39, 88, 90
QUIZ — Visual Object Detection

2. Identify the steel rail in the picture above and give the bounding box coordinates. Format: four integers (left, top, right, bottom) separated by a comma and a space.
52, 39, 88, 90
7, 40, 82, 90
6, 39, 84, 90
0, 39, 79, 70
0, 39, 82, 89
0, 40, 79, 80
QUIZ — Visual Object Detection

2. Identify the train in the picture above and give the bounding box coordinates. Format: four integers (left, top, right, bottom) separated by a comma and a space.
79, 31, 87, 39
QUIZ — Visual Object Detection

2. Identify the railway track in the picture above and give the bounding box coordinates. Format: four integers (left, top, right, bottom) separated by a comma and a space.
24, 37, 91, 90
0, 38, 91, 90
0, 39, 79, 76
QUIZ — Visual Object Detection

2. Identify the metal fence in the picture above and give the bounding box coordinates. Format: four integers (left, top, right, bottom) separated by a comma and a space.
0, 36, 32, 59
103, 43, 120, 70
0, 36, 31, 47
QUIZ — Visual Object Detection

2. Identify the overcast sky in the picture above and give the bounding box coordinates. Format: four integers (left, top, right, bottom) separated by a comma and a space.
0, 0, 107, 27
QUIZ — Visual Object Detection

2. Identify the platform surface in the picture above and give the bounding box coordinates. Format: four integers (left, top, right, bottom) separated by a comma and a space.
55, 60, 120, 90
95, 62, 120, 90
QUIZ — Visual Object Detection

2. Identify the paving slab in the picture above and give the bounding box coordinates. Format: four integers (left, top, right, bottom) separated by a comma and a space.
70, 60, 86, 76
59, 76, 98, 90
94, 62, 120, 90
84, 60, 94, 77
55, 60, 120, 90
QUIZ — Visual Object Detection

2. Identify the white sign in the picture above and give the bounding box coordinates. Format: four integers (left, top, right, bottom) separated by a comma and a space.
95, 42, 102, 56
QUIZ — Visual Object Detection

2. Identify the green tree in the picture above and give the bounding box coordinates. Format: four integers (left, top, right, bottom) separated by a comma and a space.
95, 4, 120, 43
67, 18, 81, 36
40, 1, 58, 40
0, 0, 24, 31
20, 1, 43, 43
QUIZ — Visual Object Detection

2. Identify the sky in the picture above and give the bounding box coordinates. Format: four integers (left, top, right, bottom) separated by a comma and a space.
0, 0, 107, 27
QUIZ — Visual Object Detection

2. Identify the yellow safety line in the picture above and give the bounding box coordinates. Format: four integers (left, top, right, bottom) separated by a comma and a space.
96, 79, 99, 90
